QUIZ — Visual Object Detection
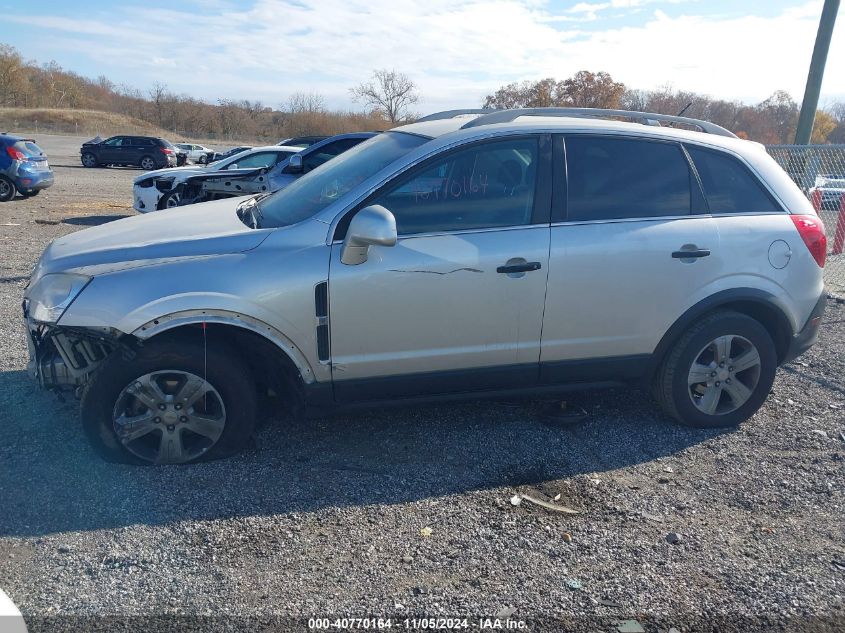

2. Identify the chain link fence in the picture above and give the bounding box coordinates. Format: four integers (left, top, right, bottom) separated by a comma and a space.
766, 144, 845, 298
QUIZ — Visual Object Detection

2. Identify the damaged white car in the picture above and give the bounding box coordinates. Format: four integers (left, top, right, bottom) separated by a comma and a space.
133, 145, 301, 212
133, 133, 376, 212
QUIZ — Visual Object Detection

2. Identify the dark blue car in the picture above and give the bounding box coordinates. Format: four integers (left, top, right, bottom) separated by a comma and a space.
0, 134, 54, 201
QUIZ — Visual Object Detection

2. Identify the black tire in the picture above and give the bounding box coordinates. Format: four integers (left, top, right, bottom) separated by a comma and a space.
139, 156, 157, 171
157, 188, 183, 210
81, 339, 256, 465
0, 176, 15, 202
654, 311, 777, 428
81, 152, 98, 168
197, 155, 207, 164
21, 189, 40, 197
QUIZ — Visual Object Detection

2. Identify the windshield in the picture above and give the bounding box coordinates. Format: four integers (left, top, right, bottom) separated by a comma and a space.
258, 132, 429, 228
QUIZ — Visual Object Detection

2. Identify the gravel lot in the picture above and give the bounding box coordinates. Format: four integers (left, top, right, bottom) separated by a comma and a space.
0, 135, 844, 633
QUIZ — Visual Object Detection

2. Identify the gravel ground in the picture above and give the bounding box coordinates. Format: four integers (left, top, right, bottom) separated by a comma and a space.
0, 135, 844, 633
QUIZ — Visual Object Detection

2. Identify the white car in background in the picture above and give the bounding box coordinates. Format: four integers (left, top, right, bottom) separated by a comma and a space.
133, 145, 301, 212
174, 143, 215, 164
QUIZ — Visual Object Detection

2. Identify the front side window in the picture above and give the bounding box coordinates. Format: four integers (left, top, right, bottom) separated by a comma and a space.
565, 136, 692, 221
686, 146, 780, 214
103, 137, 124, 146
303, 138, 364, 172
369, 137, 539, 235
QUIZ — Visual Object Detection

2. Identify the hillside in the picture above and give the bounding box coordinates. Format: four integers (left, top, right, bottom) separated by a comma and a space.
0, 108, 178, 140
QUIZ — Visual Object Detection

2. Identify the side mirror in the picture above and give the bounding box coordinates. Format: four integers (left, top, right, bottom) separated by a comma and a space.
285, 154, 303, 174
341, 205, 397, 265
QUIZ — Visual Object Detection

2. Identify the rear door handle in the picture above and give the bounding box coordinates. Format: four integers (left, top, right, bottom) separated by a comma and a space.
672, 249, 710, 259
497, 262, 542, 274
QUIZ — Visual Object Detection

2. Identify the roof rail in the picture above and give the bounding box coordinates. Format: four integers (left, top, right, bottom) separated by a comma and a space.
458, 107, 738, 138
416, 109, 495, 123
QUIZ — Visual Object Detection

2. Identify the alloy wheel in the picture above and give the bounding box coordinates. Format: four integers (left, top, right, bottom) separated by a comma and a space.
687, 334, 762, 415
112, 370, 227, 464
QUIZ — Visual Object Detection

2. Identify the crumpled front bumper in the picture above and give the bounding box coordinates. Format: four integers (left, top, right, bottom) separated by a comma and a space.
23, 309, 115, 392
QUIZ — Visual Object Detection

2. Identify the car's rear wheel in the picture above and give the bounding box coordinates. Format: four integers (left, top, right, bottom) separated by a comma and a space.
0, 176, 15, 202
654, 311, 776, 428
81, 339, 256, 465
139, 156, 157, 171
81, 152, 98, 168
197, 155, 207, 164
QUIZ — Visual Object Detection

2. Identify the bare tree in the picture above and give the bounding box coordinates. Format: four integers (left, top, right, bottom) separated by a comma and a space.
286, 91, 326, 114
350, 69, 419, 124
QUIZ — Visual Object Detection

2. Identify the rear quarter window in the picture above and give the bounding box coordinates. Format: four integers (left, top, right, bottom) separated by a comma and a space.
14, 141, 43, 157
564, 136, 692, 221
685, 145, 781, 214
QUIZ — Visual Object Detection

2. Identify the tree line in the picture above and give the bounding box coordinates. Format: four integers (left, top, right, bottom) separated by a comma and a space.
482, 71, 844, 145
1, 43, 843, 145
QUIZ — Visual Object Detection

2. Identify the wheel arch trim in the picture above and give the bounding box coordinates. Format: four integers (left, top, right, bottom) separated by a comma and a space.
647, 288, 794, 379
131, 309, 316, 383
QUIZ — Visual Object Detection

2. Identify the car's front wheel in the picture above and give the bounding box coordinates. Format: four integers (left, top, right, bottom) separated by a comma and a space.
81, 339, 256, 465
0, 176, 16, 202
157, 188, 183, 210
81, 152, 98, 168
654, 311, 777, 428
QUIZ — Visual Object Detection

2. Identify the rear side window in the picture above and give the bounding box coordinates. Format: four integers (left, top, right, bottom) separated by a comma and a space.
685, 146, 781, 214
565, 136, 692, 221
13, 141, 43, 157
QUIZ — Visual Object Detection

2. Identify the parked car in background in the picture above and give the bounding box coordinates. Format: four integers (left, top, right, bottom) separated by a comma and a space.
809, 173, 845, 211
173, 147, 189, 166
208, 146, 252, 163
133, 145, 301, 212
277, 135, 328, 148
80, 135, 177, 170
24, 108, 827, 465
174, 143, 215, 164
160, 132, 374, 209
0, 133, 54, 202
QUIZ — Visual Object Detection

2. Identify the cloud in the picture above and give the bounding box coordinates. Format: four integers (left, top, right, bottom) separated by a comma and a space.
5, 0, 843, 113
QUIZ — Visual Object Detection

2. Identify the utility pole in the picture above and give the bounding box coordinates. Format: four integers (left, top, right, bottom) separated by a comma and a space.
794, 0, 840, 144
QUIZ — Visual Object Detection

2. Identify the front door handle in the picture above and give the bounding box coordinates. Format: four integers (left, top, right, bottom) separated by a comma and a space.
497, 261, 542, 274
671, 249, 710, 259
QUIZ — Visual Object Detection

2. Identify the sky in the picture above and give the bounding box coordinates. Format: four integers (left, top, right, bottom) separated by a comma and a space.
1, 0, 844, 114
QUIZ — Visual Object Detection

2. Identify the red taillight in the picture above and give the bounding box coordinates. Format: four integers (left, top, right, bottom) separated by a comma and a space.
160, 147, 174, 155
5, 146, 25, 160
790, 214, 827, 268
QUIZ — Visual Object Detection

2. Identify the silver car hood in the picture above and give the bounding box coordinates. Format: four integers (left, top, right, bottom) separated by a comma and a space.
34, 197, 267, 279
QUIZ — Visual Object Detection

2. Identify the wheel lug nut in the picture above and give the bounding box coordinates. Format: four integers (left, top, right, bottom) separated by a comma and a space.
174, 403, 182, 410
719, 362, 725, 368
180, 416, 188, 423
158, 403, 166, 410
726, 379, 731, 384
154, 417, 161, 423
715, 381, 720, 386
167, 425, 175, 432
729, 367, 733, 372
710, 372, 716, 377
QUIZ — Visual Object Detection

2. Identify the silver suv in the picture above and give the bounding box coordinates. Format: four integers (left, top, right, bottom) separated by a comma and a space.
23, 108, 828, 465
